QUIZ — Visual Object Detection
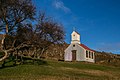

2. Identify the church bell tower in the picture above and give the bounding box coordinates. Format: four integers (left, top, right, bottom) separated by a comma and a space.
71, 31, 81, 44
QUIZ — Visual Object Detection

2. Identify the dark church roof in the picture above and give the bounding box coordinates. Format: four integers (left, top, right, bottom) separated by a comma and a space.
80, 44, 94, 52
74, 31, 80, 35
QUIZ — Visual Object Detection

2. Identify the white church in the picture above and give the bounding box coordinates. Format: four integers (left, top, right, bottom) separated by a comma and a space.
64, 31, 95, 63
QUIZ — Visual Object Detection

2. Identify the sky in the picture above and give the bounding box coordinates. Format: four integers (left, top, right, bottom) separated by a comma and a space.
32, 0, 120, 54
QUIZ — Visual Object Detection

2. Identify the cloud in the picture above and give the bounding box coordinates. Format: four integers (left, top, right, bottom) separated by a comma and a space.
97, 42, 120, 53
53, 0, 71, 13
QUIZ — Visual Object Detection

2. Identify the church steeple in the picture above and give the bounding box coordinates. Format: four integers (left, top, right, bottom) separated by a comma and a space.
71, 30, 81, 44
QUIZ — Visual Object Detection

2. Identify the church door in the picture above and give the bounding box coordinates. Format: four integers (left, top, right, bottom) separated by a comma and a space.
72, 50, 76, 61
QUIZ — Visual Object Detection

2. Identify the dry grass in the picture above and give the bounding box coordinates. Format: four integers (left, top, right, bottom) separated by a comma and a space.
0, 60, 120, 80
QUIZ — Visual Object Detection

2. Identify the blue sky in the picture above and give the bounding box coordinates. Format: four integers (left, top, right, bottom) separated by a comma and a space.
32, 0, 120, 54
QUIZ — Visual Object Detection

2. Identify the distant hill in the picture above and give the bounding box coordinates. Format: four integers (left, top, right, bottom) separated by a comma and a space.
95, 51, 120, 66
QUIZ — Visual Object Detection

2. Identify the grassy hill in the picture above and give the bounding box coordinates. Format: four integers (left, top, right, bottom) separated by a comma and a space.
0, 43, 120, 80
0, 60, 120, 80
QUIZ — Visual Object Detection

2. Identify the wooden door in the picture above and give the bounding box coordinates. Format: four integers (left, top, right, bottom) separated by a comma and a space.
72, 50, 76, 61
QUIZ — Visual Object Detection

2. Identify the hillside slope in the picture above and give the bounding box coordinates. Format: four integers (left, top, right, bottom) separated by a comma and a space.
95, 51, 120, 66
0, 60, 120, 80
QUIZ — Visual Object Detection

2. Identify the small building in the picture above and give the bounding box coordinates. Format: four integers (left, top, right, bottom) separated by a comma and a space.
64, 31, 95, 63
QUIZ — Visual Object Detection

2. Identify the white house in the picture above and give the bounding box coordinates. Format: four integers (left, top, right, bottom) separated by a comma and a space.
64, 31, 95, 63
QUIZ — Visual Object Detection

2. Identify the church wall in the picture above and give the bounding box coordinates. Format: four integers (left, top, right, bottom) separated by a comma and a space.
65, 43, 80, 61
76, 45, 86, 61
65, 43, 86, 61
85, 51, 95, 63
77, 34, 80, 41
64, 44, 73, 61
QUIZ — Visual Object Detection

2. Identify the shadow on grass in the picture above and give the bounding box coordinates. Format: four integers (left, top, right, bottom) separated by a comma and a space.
0, 64, 16, 69
23, 59, 48, 65
0, 59, 48, 69
0, 60, 17, 69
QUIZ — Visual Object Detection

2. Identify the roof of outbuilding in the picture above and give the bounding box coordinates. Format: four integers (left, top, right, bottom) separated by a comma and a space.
80, 44, 95, 52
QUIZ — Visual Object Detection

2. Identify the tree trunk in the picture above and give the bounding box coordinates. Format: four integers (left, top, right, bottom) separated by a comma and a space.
1, 34, 5, 49
0, 23, 9, 62
39, 48, 45, 58
0, 50, 8, 62
0, 50, 8, 67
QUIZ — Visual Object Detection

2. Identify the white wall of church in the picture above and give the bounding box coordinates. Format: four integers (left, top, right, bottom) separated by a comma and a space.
64, 43, 86, 61
64, 44, 73, 61
76, 45, 86, 61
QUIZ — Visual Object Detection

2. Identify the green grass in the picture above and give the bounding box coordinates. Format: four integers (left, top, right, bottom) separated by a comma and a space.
0, 60, 120, 80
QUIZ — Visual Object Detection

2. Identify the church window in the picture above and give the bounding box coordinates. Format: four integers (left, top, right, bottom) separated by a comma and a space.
86, 51, 88, 58
73, 34, 75, 36
73, 45, 75, 47
91, 52, 94, 59
89, 51, 91, 58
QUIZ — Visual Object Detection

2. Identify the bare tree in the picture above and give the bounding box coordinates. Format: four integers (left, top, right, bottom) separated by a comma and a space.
0, 0, 35, 63
15, 13, 65, 59
34, 12, 65, 58
0, 0, 65, 66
